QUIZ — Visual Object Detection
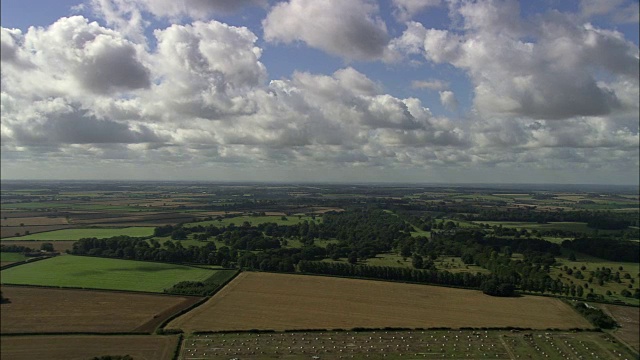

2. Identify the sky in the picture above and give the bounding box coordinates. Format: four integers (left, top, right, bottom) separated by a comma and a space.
1, 0, 638, 185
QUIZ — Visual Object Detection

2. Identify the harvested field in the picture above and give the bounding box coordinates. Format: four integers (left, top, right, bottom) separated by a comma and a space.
0, 286, 202, 333
0, 335, 179, 360
0, 216, 69, 226
599, 304, 640, 352
167, 272, 591, 332
0, 225, 73, 238
180, 330, 636, 360
0, 240, 76, 253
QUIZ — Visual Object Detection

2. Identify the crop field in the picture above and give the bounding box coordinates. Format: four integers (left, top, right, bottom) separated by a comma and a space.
178, 330, 636, 360
0, 216, 69, 226
4, 226, 154, 240
598, 304, 640, 352
0, 255, 218, 292
0, 286, 202, 333
0, 224, 73, 238
167, 272, 591, 333
0, 335, 180, 360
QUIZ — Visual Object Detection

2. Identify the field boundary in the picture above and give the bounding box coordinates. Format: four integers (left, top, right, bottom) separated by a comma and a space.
0, 256, 51, 270
0, 283, 204, 298
157, 269, 241, 334
188, 326, 600, 335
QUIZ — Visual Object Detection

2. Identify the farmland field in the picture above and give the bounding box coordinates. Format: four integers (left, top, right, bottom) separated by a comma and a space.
0, 255, 218, 292
0, 252, 26, 267
0, 240, 76, 254
179, 330, 636, 360
598, 304, 640, 352
4, 226, 155, 240
0, 286, 202, 333
167, 272, 592, 332
0, 335, 179, 360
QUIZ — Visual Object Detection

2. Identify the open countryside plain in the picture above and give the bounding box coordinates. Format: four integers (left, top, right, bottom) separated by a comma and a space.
0, 255, 217, 292
1, 335, 180, 360
0, 286, 202, 333
167, 272, 592, 332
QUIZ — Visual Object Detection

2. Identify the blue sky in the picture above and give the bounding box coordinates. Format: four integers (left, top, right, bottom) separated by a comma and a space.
1, 0, 638, 184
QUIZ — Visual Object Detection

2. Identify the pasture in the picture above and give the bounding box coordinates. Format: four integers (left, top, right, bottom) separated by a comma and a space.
4, 226, 154, 240
167, 272, 591, 333
0, 255, 217, 292
0, 252, 26, 266
0, 335, 180, 360
179, 330, 636, 360
0, 286, 202, 333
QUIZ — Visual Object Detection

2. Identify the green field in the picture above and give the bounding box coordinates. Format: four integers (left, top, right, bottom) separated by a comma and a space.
473, 221, 619, 234
184, 215, 320, 228
4, 227, 155, 241
0, 252, 27, 263
0, 255, 217, 292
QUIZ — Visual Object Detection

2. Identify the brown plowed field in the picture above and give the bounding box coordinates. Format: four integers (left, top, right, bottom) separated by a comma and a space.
599, 304, 640, 352
167, 272, 592, 332
0, 216, 69, 226
0, 225, 74, 238
1, 335, 179, 360
0, 286, 202, 333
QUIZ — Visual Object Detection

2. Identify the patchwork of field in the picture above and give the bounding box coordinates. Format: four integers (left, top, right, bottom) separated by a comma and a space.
0, 286, 202, 333
4, 226, 154, 240
167, 272, 592, 332
599, 304, 640, 352
1, 225, 73, 238
0, 216, 69, 226
0, 335, 180, 360
179, 330, 636, 360
0, 255, 217, 292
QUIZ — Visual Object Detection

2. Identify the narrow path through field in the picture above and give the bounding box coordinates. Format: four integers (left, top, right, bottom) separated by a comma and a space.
499, 335, 516, 360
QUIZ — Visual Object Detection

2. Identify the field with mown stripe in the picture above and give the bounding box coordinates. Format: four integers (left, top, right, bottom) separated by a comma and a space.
0, 255, 217, 292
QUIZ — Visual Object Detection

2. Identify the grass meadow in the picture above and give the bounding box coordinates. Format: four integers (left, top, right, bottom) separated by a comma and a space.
4, 227, 155, 240
0, 255, 217, 292
0, 252, 27, 263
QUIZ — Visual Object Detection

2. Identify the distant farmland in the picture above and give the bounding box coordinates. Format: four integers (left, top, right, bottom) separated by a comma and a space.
0, 286, 201, 333
0, 255, 217, 292
4, 226, 155, 240
167, 272, 592, 332
0, 335, 179, 360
